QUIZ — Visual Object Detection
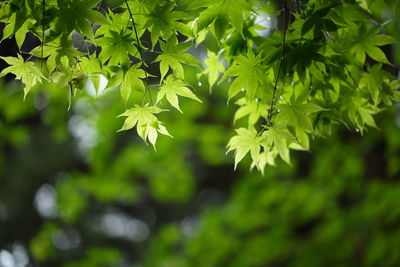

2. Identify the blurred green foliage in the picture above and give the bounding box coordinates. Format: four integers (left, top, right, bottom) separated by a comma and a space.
0, 64, 399, 266
144, 108, 400, 266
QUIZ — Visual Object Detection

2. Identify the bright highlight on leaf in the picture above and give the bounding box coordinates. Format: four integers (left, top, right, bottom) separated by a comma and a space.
142, 1, 192, 47
262, 125, 296, 165
95, 30, 138, 66
221, 49, 266, 100
0, 54, 44, 99
234, 98, 268, 126
155, 36, 202, 81
277, 92, 326, 132
190, 0, 252, 36
227, 128, 262, 170
156, 75, 202, 113
201, 50, 225, 92
118, 105, 172, 149
120, 65, 146, 104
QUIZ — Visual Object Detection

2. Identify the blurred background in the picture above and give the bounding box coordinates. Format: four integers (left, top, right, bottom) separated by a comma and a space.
1, 1, 400, 266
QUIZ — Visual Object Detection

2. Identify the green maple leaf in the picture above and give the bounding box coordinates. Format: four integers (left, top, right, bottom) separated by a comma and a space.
250, 150, 278, 175
386, 80, 400, 105
221, 49, 266, 100
276, 93, 325, 132
120, 65, 146, 104
359, 64, 390, 105
0, 0, 36, 45
226, 127, 262, 170
202, 50, 225, 92
51, 56, 85, 89
156, 75, 202, 113
262, 124, 296, 164
347, 96, 379, 133
190, 0, 251, 35
155, 36, 201, 81
142, 1, 192, 47
290, 128, 310, 151
15, 18, 35, 48
2, 12, 34, 49
234, 98, 268, 126
96, 9, 143, 38
350, 24, 394, 64
53, 0, 107, 38
95, 30, 138, 66
78, 55, 103, 94
0, 54, 45, 98
118, 104, 172, 148
300, 2, 341, 38
31, 35, 82, 73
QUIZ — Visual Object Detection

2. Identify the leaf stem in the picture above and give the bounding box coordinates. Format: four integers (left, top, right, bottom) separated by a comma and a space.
41, 0, 45, 67
267, 0, 288, 126
344, 65, 361, 92
124, 0, 152, 105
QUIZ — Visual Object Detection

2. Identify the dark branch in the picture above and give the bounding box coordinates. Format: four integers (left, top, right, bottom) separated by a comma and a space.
124, 0, 152, 105
267, 0, 288, 125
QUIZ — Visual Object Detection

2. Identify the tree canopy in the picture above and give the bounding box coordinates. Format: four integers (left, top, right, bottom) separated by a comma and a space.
0, 0, 399, 172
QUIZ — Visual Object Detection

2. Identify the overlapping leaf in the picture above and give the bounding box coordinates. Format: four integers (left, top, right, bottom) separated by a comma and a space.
202, 50, 225, 92
155, 36, 201, 81
221, 49, 266, 100
142, 1, 192, 47
234, 98, 268, 126
95, 30, 138, 66
0, 0, 397, 173
156, 75, 202, 112
0, 54, 44, 98
120, 65, 146, 104
261, 125, 296, 164
53, 0, 106, 38
276, 92, 325, 132
349, 25, 394, 64
118, 105, 172, 148
226, 127, 262, 170
189, 0, 251, 35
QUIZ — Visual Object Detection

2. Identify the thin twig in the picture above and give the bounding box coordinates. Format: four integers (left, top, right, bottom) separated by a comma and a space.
77, 4, 101, 52
41, 0, 45, 66
267, 0, 288, 125
344, 65, 361, 92
124, 0, 152, 105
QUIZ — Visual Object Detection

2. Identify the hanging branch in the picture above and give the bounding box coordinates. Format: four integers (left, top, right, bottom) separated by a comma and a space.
267, 0, 288, 126
124, 0, 152, 105
40, 0, 45, 66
